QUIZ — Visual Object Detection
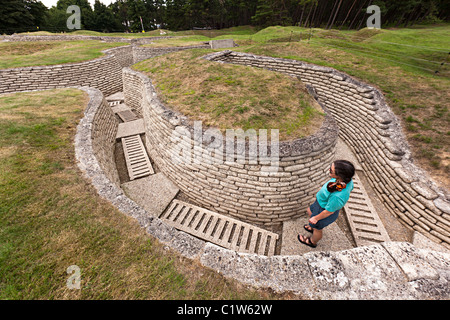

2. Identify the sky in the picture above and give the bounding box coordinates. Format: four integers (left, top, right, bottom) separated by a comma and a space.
40, 0, 116, 9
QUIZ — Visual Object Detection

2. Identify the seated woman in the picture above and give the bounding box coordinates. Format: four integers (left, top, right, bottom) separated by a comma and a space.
298, 160, 355, 248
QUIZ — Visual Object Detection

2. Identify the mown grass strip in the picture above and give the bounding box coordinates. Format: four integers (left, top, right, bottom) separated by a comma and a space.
0, 40, 128, 69
0, 88, 283, 300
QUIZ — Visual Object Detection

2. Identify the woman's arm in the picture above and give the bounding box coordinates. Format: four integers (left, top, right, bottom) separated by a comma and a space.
309, 210, 334, 225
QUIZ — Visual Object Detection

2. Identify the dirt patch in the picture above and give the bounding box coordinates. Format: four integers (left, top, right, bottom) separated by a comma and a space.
0, 42, 58, 55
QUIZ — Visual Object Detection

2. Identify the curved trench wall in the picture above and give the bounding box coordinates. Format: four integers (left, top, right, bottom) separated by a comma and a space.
203, 50, 450, 248
0, 46, 131, 96
0, 41, 210, 96
123, 67, 339, 226
88, 88, 120, 187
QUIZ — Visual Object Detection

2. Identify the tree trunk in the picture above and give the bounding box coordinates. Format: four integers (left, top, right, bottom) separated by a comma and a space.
298, 4, 305, 27
349, 0, 367, 29
315, 0, 326, 28
303, 2, 314, 28
339, 0, 358, 30
326, 0, 339, 29
356, 0, 372, 30
404, 6, 418, 27
395, 11, 406, 28
411, 4, 424, 26
309, 1, 318, 28
328, 0, 343, 29
292, 1, 302, 25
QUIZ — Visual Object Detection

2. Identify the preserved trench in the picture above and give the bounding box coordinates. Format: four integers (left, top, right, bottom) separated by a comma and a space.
1, 35, 449, 299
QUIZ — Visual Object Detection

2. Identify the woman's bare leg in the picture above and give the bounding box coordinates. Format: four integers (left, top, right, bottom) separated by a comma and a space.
311, 228, 323, 244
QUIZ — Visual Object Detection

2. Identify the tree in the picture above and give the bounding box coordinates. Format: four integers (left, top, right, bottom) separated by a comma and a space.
109, 0, 129, 32
92, 0, 117, 32
2, 0, 449, 34
0, 0, 47, 33
26, 0, 48, 28
339, 0, 358, 29
55, 0, 95, 30
43, 6, 67, 32
252, 0, 276, 27
327, 0, 343, 29
252, 0, 292, 27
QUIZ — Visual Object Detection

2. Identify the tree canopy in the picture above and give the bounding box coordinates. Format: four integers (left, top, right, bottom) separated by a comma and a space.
0, 0, 448, 34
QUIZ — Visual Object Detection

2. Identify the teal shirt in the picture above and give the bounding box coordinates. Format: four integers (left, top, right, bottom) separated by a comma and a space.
316, 178, 354, 212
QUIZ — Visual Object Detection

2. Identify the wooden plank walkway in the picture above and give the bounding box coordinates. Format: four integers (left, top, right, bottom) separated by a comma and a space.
160, 200, 279, 256
121, 134, 154, 180
344, 173, 391, 247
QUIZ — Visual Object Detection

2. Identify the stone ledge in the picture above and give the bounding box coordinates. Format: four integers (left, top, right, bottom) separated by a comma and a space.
199, 242, 450, 300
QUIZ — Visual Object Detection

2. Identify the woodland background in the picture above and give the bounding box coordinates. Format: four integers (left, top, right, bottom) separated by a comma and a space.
1, 0, 449, 34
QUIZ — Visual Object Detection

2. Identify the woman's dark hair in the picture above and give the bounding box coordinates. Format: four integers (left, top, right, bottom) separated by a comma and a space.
334, 160, 355, 183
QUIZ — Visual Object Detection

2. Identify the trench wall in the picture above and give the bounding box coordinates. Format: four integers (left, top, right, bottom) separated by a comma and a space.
0, 46, 129, 96
0, 41, 209, 96
88, 88, 121, 187
133, 44, 210, 62
203, 50, 450, 247
123, 67, 339, 226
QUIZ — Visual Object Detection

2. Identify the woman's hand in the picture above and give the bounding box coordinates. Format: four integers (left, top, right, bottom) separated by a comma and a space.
309, 216, 319, 225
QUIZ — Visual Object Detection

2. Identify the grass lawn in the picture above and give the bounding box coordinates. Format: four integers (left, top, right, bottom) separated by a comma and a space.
141, 35, 211, 47
0, 40, 128, 69
0, 88, 287, 300
133, 49, 325, 140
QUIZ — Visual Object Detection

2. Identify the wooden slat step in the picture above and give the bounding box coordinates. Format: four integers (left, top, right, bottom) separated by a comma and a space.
344, 172, 390, 247
108, 100, 122, 107
122, 135, 154, 180
160, 200, 279, 256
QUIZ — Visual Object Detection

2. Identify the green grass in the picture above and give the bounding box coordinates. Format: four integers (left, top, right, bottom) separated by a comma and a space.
141, 35, 211, 47
0, 89, 286, 300
133, 49, 324, 140
0, 40, 128, 69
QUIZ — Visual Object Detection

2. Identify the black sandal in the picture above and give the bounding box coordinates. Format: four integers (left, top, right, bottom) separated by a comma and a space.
297, 234, 317, 248
303, 224, 313, 233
